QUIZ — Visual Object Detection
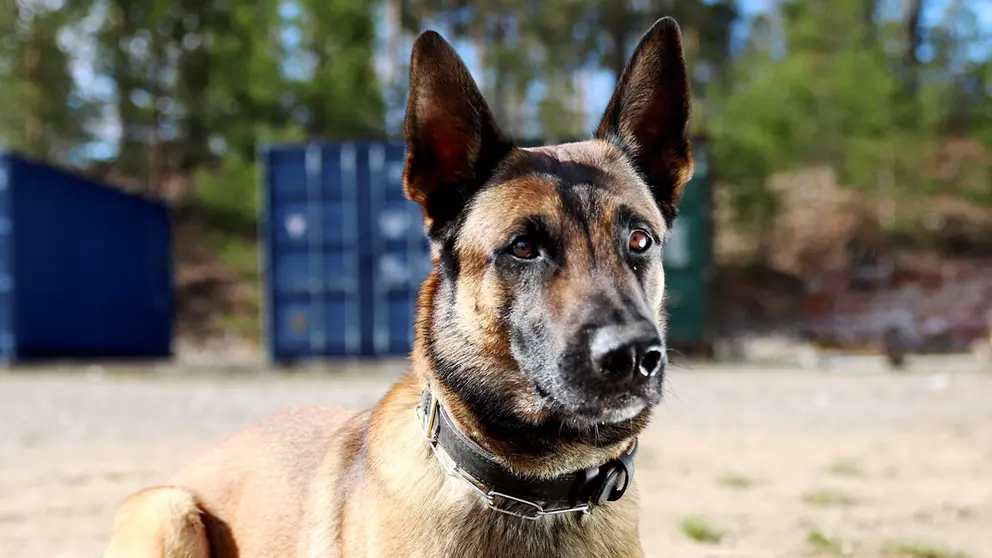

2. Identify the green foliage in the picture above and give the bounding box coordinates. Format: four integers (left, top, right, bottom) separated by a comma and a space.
295, 0, 385, 139
196, 153, 259, 225
709, 0, 992, 240
80, 0, 383, 195
0, 1, 97, 163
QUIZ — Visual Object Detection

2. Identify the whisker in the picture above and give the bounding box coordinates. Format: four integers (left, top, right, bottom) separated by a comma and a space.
668, 360, 687, 371
663, 378, 684, 405
665, 347, 696, 372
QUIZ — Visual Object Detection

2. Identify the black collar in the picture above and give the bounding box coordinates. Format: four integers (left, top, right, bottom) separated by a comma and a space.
415, 385, 638, 520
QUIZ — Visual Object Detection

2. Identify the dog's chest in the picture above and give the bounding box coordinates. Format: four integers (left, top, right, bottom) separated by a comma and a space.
411, 508, 640, 558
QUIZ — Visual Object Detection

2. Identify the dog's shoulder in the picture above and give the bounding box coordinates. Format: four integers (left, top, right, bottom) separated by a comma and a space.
163, 405, 372, 557
171, 405, 364, 483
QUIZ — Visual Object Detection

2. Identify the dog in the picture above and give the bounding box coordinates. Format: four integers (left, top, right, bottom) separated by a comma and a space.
102, 16, 693, 558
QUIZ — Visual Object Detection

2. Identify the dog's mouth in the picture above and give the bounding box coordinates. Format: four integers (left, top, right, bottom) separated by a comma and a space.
534, 382, 659, 427
574, 398, 651, 426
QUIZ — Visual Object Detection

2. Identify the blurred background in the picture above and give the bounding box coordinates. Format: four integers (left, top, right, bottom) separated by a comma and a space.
1, 1, 991, 557
1, 0, 991, 365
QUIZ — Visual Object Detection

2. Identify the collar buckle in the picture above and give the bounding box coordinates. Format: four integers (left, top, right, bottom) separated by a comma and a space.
414, 388, 441, 445
589, 440, 636, 506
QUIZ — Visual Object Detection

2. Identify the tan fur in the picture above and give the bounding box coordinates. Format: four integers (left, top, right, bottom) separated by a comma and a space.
101, 374, 643, 558
103, 487, 209, 558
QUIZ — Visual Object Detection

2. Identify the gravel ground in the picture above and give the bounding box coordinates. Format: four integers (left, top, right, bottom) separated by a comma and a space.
1, 358, 990, 558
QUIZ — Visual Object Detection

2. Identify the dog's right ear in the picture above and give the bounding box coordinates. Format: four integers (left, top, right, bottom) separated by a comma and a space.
402, 31, 515, 236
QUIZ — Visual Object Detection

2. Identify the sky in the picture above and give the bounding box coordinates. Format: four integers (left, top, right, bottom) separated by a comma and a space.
63, 0, 992, 158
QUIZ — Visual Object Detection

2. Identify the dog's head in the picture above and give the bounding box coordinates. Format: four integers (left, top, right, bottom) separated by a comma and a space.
404, 18, 692, 453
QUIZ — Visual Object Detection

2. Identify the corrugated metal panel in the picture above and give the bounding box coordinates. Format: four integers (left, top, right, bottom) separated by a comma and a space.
261, 141, 430, 362
0, 154, 15, 362
0, 151, 173, 362
261, 144, 361, 359
664, 145, 712, 344
364, 142, 431, 356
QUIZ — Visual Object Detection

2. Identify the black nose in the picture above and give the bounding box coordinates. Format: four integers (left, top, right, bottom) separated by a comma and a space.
590, 323, 666, 383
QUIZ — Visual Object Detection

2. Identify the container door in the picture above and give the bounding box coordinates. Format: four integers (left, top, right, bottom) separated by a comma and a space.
264, 144, 362, 361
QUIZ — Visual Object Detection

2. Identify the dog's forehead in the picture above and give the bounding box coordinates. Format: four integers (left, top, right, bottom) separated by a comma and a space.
525, 139, 626, 171
519, 140, 659, 217
454, 174, 560, 255
520, 140, 661, 219
455, 140, 664, 253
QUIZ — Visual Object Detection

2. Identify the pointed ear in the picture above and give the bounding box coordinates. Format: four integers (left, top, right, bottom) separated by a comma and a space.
402, 31, 515, 236
595, 17, 693, 218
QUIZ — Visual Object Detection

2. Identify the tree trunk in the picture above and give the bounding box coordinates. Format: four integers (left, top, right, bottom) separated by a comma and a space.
385, 0, 403, 87
862, 0, 878, 45
605, 1, 629, 83
574, 69, 585, 133
904, 0, 924, 97
491, 16, 511, 126
23, 40, 44, 157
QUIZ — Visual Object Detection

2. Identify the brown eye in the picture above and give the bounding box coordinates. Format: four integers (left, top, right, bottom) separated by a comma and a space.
511, 237, 537, 259
628, 230, 652, 254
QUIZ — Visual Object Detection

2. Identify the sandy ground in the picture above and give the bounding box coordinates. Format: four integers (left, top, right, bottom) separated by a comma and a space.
1, 358, 990, 558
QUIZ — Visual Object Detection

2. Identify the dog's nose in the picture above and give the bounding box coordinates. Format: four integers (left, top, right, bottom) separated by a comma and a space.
590, 323, 666, 383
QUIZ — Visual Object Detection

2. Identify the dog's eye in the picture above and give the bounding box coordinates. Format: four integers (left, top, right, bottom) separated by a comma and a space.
510, 236, 538, 260
628, 230, 653, 254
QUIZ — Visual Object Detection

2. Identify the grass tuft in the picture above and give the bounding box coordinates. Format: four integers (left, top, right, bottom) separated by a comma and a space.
807, 528, 847, 555
802, 488, 858, 507
717, 473, 755, 489
884, 540, 967, 558
679, 516, 725, 544
826, 459, 863, 477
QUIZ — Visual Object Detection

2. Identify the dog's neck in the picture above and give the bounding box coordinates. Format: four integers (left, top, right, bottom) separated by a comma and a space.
415, 354, 643, 470
413, 380, 639, 519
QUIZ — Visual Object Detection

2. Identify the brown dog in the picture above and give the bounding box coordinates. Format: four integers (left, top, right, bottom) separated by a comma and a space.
102, 16, 693, 558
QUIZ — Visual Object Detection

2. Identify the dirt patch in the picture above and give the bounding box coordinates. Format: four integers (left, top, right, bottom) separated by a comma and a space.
1, 363, 989, 557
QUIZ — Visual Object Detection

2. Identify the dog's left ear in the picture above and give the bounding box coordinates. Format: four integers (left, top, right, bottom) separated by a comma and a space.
595, 17, 693, 218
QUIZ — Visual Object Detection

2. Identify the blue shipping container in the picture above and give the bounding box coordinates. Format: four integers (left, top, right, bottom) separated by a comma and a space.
261, 141, 430, 362
0, 151, 173, 362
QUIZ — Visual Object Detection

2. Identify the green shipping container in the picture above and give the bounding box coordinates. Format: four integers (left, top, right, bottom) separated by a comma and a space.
663, 144, 712, 346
